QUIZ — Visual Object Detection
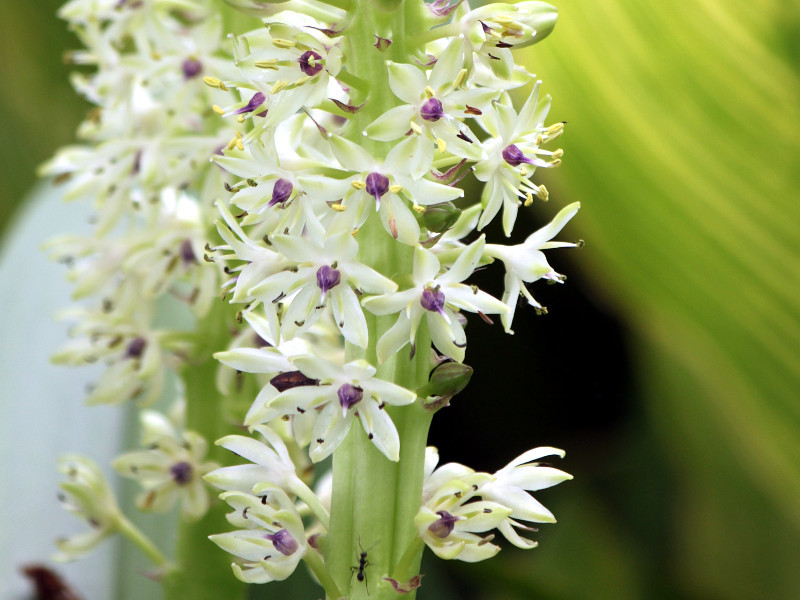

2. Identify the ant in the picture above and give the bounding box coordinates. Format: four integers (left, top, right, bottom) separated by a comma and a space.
350, 538, 377, 594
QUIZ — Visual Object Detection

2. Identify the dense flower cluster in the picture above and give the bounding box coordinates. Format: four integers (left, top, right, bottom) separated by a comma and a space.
47, 0, 580, 594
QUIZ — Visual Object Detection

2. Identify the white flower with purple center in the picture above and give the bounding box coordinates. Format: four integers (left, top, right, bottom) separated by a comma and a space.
484, 201, 580, 332
363, 237, 507, 363
472, 82, 562, 235
363, 40, 498, 161
251, 357, 417, 462
246, 229, 397, 347
299, 134, 463, 245
210, 486, 309, 584
112, 410, 218, 521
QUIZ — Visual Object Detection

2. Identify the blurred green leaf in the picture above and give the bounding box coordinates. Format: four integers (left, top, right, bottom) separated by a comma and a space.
517, 0, 800, 597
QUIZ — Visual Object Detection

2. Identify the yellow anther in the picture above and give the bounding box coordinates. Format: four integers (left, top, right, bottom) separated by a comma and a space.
226, 137, 237, 150
535, 134, 543, 145
351, 180, 366, 190
255, 59, 279, 69
236, 138, 244, 151
235, 131, 243, 139
549, 158, 562, 168
436, 138, 447, 153
272, 38, 296, 49
203, 76, 223, 88
412, 204, 426, 213
409, 122, 423, 135
219, 81, 229, 91
271, 80, 290, 94
237, 115, 245, 123
492, 15, 516, 25
537, 184, 549, 201
425, 86, 436, 99
331, 203, 347, 212
519, 166, 528, 177
151, 51, 162, 60
551, 148, 564, 159
351, 227, 360, 236
389, 184, 403, 194
546, 122, 565, 136
453, 69, 468, 89
295, 75, 311, 86
212, 104, 225, 115
524, 193, 533, 207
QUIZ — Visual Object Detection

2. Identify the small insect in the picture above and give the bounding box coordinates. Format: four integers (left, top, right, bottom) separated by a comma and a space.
351, 538, 377, 594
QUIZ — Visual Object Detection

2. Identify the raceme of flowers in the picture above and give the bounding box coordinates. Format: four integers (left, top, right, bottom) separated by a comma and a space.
47, 0, 580, 596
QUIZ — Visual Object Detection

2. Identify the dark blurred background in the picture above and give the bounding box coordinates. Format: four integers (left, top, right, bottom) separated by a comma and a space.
3, 1, 799, 599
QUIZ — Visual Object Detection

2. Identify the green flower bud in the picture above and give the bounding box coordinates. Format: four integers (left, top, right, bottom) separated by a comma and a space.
420, 202, 462, 233
419, 360, 473, 411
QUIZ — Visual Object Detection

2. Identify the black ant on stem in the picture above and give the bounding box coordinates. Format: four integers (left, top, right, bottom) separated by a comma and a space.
351, 538, 377, 595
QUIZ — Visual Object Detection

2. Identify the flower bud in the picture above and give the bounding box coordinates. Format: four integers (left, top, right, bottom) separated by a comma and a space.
464, 2, 557, 50
418, 360, 473, 410
420, 202, 462, 233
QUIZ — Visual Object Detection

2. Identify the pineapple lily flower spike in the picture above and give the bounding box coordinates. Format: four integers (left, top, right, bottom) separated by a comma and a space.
44, 0, 580, 598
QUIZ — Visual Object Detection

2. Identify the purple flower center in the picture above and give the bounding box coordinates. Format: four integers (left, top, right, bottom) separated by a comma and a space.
233, 92, 266, 115
126, 337, 147, 358
420, 98, 445, 122
365, 172, 390, 208
502, 144, 535, 167
316, 265, 341, 294
182, 58, 202, 79
170, 461, 193, 485
298, 50, 324, 77
269, 178, 294, 206
337, 383, 363, 410
180, 239, 196, 264
266, 529, 299, 556
420, 287, 446, 314
428, 510, 459, 538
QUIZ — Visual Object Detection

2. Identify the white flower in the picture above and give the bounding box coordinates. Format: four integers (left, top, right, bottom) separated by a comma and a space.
484, 202, 580, 332
251, 357, 417, 462
472, 83, 561, 235
246, 229, 397, 347
54, 456, 121, 561
112, 411, 218, 521
363, 238, 507, 363
479, 447, 572, 548
210, 487, 309, 584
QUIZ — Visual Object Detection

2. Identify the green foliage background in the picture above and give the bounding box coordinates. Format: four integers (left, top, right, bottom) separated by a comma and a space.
3, 0, 799, 598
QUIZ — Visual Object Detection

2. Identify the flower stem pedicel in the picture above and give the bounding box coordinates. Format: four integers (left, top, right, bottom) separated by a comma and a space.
46, 0, 579, 598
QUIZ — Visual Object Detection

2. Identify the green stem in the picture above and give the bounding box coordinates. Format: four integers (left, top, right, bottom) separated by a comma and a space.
324, 2, 433, 598
162, 300, 247, 600
304, 549, 343, 599
115, 514, 169, 567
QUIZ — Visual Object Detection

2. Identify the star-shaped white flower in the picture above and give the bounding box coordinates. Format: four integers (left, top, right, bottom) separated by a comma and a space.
363, 237, 507, 363
484, 202, 580, 332
251, 357, 417, 462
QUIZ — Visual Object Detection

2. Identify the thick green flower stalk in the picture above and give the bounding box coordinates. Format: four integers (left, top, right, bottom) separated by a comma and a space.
45, 0, 578, 598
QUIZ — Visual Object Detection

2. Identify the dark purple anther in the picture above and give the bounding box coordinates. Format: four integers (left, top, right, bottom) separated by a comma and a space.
298, 50, 324, 77
337, 383, 363, 410
170, 461, 193, 485
182, 58, 202, 79
180, 239, 196, 264
365, 172, 390, 209
428, 510, 459, 538
126, 337, 147, 358
502, 144, 536, 167
420, 98, 445, 122
479, 20, 493, 34
269, 178, 293, 206
233, 92, 266, 115
316, 265, 341, 294
270, 370, 319, 392
266, 529, 299, 556
420, 287, 446, 314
